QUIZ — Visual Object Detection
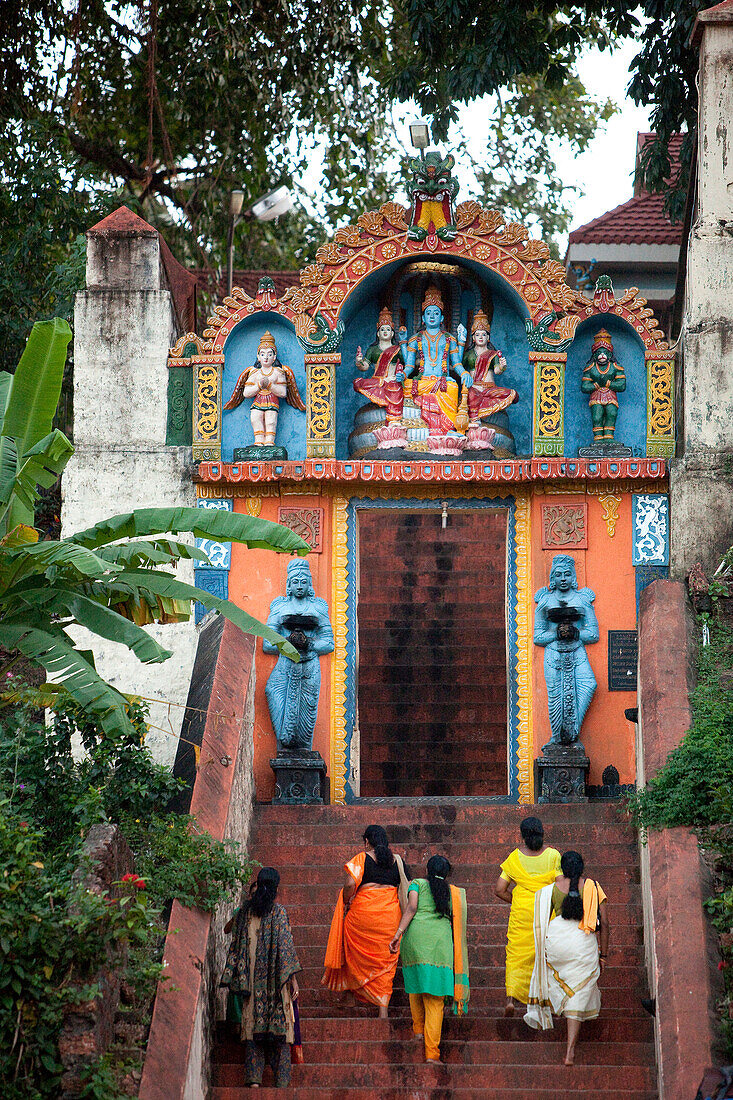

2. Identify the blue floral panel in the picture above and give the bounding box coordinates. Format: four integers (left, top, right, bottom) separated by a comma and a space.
196, 498, 232, 569
193, 567, 229, 624
632, 494, 669, 566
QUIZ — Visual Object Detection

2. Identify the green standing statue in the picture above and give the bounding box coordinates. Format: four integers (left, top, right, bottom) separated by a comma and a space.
581, 329, 626, 443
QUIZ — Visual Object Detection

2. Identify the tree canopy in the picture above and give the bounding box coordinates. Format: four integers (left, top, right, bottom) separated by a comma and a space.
0, 0, 707, 361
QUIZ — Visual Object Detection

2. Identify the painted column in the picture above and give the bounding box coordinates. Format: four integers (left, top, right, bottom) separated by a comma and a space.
306, 353, 339, 458
673, 8, 733, 574
531, 351, 566, 456
192, 354, 224, 461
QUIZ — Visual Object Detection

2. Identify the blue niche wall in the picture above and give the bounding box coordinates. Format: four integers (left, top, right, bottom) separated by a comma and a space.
565, 315, 646, 457
221, 314, 307, 461
335, 258, 533, 459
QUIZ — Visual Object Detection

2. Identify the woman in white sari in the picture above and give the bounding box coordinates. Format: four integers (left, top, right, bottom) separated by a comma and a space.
525, 851, 610, 1065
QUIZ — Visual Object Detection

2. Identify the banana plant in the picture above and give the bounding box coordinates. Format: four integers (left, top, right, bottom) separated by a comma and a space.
0, 320, 309, 740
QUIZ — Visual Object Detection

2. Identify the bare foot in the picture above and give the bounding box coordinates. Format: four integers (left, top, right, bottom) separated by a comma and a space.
564, 1052, 575, 1066
504, 1000, 516, 1017
426, 1057, 440, 1063
378, 1005, 389, 1020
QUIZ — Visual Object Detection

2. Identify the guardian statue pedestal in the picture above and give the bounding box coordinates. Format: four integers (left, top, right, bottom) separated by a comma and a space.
270, 749, 329, 805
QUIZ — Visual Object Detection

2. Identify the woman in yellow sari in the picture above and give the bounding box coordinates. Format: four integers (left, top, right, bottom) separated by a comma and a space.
322, 825, 409, 1018
495, 816, 561, 1014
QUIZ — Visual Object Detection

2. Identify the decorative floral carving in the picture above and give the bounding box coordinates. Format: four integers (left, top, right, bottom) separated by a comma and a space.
518, 239, 551, 262
536, 361, 564, 439
328, 286, 345, 302
380, 242, 398, 259
245, 496, 262, 517
277, 506, 324, 553
300, 263, 325, 287
501, 259, 519, 276
315, 241, 344, 266
351, 258, 368, 275
541, 503, 587, 549
477, 209, 505, 234
538, 259, 567, 284
195, 365, 220, 442
308, 362, 334, 441
523, 284, 541, 302
357, 209, 387, 235
455, 200, 482, 229
598, 494, 621, 538
334, 225, 362, 247
495, 221, 530, 246
379, 201, 409, 229
474, 243, 492, 259
280, 285, 322, 313
546, 283, 579, 310
632, 494, 669, 565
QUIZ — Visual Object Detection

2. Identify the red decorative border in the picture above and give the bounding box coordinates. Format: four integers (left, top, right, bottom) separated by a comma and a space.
195, 457, 667, 486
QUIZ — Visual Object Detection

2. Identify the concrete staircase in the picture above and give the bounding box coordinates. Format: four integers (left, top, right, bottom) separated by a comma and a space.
210, 802, 656, 1098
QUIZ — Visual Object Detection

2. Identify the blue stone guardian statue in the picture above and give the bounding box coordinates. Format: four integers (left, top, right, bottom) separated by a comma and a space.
534, 555, 599, 747
264, 559, 335, 752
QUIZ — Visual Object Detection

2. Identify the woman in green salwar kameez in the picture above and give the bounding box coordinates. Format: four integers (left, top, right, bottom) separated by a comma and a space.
389, 855, 469, 1063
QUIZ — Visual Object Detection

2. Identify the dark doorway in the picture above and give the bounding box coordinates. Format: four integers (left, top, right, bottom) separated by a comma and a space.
357, 509, 508, 797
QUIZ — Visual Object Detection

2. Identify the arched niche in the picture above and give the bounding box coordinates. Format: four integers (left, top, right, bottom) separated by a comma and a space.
221, 313, 306, 461
335, 255, 533, 459
565, 315, 647, 457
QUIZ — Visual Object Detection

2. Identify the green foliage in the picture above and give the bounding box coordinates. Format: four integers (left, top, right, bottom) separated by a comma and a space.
0, 802, 160, 1099
121, 815, 256, 913
0, 687, 185, 862
703, 827, 733, 1059
628, 621, 733, 831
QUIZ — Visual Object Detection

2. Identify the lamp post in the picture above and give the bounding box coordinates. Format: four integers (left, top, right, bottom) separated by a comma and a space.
409, 121, 430, 162
226, 184, 294, 297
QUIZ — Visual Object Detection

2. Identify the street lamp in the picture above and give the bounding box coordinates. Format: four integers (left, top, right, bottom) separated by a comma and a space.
226, 185, 294, 296
409, 121, 430, 160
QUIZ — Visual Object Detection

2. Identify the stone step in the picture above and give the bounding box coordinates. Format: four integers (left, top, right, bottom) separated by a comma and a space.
251, 802, 631, 823
285, 942, 645, 971
213, 1088, 658, 1100
272, 862, 639, 886
285, 986, 647, 1013
212, 1060, 655, 1090
360, 742, 508, 764
272, 881, 641, 907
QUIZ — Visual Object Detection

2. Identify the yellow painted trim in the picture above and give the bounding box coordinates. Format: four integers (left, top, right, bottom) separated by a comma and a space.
513, 490, 533, 803
330, 497, 349, 804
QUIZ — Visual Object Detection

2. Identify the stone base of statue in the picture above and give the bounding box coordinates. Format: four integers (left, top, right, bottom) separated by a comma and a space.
578, 441, 632, 458
270, 749, 328, 804
535, 742, 589, 804
466, 425, 496, 450
234, 444, 288, 461
373, 423, 408, 449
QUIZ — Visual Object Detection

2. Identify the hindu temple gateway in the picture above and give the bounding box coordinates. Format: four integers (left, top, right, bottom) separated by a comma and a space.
62, 8, 733, 1085
164, 151, 673, 808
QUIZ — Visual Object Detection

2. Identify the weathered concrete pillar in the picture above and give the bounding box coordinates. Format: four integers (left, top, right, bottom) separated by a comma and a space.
672, 5, 733, 576
61, 207, 197, 766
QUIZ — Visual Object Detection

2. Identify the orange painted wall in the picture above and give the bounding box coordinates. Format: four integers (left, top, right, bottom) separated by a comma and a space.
227, 493, 334, 801
530, 492, 638, 787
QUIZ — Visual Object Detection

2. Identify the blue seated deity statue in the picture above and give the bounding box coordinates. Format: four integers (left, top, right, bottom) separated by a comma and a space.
534, 555, 599, 748
263, 559, 335, 753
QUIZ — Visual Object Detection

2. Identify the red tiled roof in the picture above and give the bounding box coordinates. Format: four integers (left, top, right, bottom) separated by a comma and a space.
193, 269, 298, 298
567, 191, 684, 246
568, 133, 684, 247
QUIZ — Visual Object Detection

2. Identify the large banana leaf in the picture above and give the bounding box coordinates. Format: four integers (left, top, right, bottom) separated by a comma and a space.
2, 620, 138, 740
96, 538, 211, 568
0, 428, 74, 533
113, 568, 299, 660
68, 508, 310, 555
1, 582, 172, 664
0, 539, 121, 596
1, 318, 72, 454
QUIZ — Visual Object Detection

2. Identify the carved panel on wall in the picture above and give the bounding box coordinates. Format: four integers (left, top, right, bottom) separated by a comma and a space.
533, 356, 565, 456
646, 356, 675, 458
306, 355, 338, 458
277, 506, 324, 553
195, 497, 233, 569
193, 359, 223, 461
598, 493, 621, 537
540, 502, 587, 549
632, 493, 669, 565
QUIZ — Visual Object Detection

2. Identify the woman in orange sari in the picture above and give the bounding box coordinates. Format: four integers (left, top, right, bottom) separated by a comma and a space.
322, 825, 409, 1018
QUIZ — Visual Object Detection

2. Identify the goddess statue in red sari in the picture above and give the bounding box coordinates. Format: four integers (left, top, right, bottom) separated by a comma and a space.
462, 312, 518, 449
354, 306, 406, 424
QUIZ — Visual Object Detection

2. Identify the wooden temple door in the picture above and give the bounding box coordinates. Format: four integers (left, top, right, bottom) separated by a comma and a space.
356, 509, 508, 797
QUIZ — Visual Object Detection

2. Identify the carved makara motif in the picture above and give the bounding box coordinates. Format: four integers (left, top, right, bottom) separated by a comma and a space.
278, 506, 324, 552
541, 504, 587, 549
